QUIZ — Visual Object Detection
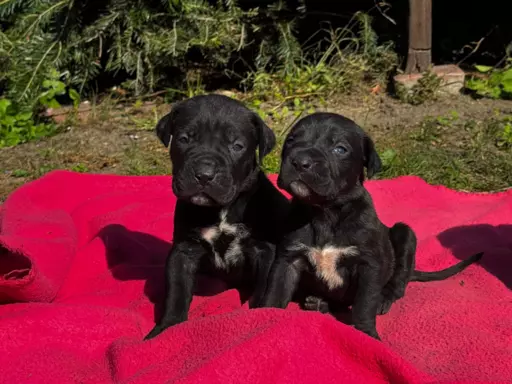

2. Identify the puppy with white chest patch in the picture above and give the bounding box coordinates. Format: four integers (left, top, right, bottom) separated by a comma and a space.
144, 94, 289, 340
258, 112, 483, 340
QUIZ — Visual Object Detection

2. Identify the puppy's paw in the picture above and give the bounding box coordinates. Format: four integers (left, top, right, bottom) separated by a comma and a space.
377, 298, 394, 315
248, 296, 262, 309
354, 325, 381, 341
368, 330, 381, 341
144, 325, 167, 341
303, 296, 330, 314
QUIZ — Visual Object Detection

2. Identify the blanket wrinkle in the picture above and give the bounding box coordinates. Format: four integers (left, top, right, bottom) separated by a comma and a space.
0, 170, 511, 384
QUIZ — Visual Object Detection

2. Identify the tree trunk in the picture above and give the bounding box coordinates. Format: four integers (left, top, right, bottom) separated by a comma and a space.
405, 0, 432, 74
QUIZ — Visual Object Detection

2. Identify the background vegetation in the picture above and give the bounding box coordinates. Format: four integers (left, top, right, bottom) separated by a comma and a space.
1, 0, 511, 199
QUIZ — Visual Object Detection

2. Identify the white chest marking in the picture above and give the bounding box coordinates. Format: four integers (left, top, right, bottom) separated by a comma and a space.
200, 209, 249, 270
290, 243, 359, 290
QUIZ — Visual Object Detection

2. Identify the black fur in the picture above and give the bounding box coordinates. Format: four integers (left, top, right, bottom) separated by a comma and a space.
145, 94, 289, 340
258, 112, 483, 340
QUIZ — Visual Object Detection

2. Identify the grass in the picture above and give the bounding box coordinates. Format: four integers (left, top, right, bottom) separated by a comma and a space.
1, 5, 510, 202
3, 93, 510, 203
375, 114, 512, 191
260, 111, 512, 192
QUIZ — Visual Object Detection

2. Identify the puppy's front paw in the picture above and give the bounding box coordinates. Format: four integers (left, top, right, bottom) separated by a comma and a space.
369, 331, 381, 341
354, 325, 381, 341
248, 292, 265, 309
377, 298, 394, 315
303, 296, 330, 314
144, 325, 166, 341
144, 315, 187, 340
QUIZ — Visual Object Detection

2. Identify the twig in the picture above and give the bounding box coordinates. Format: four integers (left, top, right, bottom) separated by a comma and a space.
374, 0, 396, 25
125, 90, 168, 101
44, 90, 169, 118
278, 110, 307, 138
237, 24, 245, 51
457, 27, 496, 67
24, 0, 68, 39
457, 38, 485, 67
18, 41, 57, 102
270, 93, 320, 113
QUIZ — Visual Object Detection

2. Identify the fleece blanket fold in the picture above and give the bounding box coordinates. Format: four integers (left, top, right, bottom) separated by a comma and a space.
0, 171, 510, 384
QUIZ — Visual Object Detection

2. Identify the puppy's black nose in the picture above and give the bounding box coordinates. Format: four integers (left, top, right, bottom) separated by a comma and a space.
194, 162, 216, 185
291, 154, 313, 171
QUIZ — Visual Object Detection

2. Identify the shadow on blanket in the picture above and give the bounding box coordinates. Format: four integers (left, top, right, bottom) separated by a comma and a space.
97, 224, 234, 322
96, 223, 512, 324
438, 224, 512, 289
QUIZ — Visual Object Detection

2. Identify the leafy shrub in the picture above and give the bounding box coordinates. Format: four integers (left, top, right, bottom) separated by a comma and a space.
246, 12, 397, 104
0, 0, 303, 105
0, 98, 55, 147
465, 60, 512, 99
0, 67, 79, 147
1, 0, 304, 145
0, 1, 397, 147
38, 69, 80, 109
1, 2, 396, 105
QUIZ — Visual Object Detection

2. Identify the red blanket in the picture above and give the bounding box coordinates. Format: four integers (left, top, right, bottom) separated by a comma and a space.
0, 171, 510, 384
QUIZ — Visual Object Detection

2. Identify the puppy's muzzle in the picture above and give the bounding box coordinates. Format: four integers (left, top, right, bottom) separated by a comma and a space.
193, 159, 217, 186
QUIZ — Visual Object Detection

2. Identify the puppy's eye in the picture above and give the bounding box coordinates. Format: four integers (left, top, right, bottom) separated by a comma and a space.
177, 135, 189, 144
285, 136, 295, 145
232, 142, 244, 152
333, 145, 347, 155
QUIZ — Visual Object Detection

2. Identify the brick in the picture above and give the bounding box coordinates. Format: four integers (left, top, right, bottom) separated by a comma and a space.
394, 64, 465, 96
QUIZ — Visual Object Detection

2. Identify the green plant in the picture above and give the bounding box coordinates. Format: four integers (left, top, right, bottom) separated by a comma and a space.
245, 12, 397, 105
409, 112, 461, 144
465, 60, 512, 99
379, 148, 397, 171
378, 114, 512, 192
0, 98, 56, 147
241, 12, 396, 131
38, 69, 80, 109
436, 110, 459, 126
0, 0, 304, 107
130, 107, 159, 131
396, 70, 442, 105
261, 142, 282, 174
71, 163, 88, 172
487, 116, 512, 149
497, 120, 512, 148
11, 169, 30, 177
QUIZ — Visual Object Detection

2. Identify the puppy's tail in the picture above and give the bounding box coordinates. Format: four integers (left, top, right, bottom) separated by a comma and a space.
410, 252, 484, 282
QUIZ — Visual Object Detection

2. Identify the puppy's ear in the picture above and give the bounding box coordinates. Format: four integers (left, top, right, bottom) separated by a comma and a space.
155, 112, 174, 147
253, 113, 276, 164
156, 103, 182, 147
363, 134, 382, 179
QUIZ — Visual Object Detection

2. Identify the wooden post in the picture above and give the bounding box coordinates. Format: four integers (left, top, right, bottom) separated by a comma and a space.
405, 0, 432, 74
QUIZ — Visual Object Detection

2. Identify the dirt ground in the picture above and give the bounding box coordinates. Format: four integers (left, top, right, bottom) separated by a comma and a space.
1, 93, 511, 202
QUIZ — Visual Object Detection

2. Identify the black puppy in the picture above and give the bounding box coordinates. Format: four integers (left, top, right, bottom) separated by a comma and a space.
144, 94, 289, 340
259, 112, 483, 340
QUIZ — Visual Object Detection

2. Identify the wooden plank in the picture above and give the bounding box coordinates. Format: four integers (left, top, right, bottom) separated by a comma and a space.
405, 0, 432, 74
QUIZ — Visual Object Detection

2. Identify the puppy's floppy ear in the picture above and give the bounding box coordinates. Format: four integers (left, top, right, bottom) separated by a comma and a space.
252, 113, 276, 164
363, 134, 382, 179
156, 102, 182, 147
155, 112, 174, 147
